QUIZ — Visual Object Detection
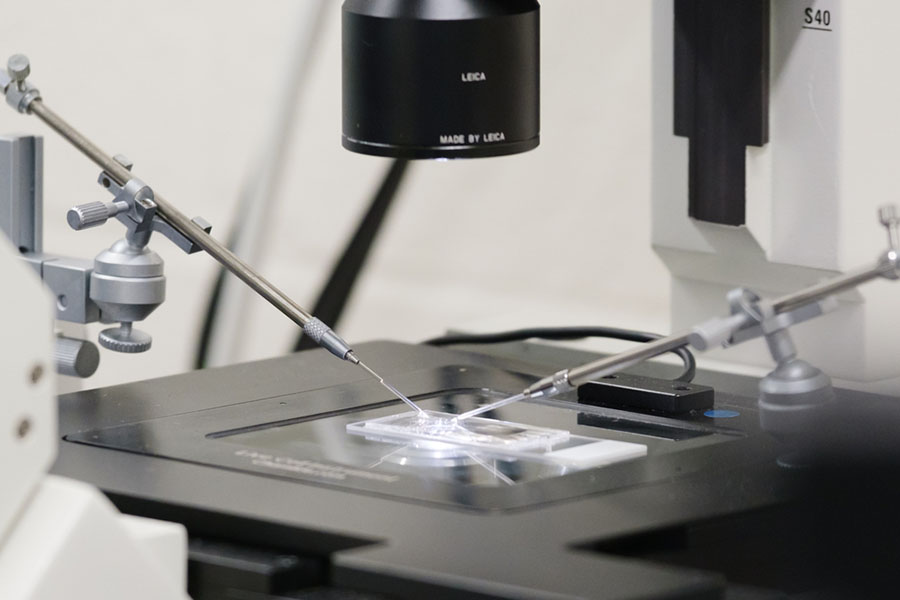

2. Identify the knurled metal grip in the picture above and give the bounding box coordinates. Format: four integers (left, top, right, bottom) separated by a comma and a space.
54, 335, 100, 378
67, 201, 114, 230
303, 317, 328, 343
551, 369, 574, 394
4, 54, 40, 113
303, 317, 354, 361
98, 325, 152, 353
7, 54, 29, 87
524, 368, 573, 397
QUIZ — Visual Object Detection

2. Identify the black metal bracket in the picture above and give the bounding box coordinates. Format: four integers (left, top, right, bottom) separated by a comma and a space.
674, 0, 770, 226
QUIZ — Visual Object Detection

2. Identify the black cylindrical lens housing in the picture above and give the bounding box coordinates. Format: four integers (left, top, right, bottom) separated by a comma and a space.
342, 0, 540, 159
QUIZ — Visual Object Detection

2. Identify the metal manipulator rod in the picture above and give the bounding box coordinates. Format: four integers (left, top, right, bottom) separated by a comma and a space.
0, 55, 358, 365
479, 206, 900, 413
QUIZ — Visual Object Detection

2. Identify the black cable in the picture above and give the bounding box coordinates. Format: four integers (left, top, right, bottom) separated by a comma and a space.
294, 158, 410, 352
423, 326, 697, 382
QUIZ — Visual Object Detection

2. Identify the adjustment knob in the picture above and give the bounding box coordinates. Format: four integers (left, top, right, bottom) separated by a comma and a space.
7, 54, 30, 89
67, 200, 127, 230
98, 323, 152, 353
879, 205, 900, 249
68, 201, 110, 230
54, 336, 100, 378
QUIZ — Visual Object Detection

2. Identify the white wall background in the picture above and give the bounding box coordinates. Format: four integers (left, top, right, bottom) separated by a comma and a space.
0, 1, 671, 389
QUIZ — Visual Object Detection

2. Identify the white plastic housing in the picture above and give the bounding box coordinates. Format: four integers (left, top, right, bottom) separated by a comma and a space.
652, 0, 900, 392
0, 476, 189, 599
0, 236, 54, 544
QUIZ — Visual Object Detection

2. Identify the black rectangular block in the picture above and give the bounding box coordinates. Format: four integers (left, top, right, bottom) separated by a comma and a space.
577, 372, 715, 415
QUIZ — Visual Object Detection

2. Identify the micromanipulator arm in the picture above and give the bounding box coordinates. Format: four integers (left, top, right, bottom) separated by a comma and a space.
0, 56, 365, 368
460, 207, 900, 420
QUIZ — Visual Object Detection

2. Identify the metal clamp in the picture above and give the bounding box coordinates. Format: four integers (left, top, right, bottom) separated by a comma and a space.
684, 288, 833, 353
65, 157, 171, 353
2, 55, 40, 114
719, 289, 836, 436
724, 288, 836, 347
67, 157, 213, 254
879, 205, 900, 250
100, 172, 158, 247
91, 165, 211, 253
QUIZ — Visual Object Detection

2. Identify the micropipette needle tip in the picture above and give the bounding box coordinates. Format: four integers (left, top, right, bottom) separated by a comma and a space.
356, 359, 423, 413
456, 390, 538, 421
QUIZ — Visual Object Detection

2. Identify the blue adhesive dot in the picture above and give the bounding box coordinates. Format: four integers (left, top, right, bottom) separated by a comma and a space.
704, 409, 740, 419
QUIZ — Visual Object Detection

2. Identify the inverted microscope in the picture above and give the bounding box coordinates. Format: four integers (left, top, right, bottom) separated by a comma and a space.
2, 2, 900, 599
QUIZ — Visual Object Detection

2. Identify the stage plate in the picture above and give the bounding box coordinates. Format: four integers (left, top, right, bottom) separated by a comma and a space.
65, 365, 740, 511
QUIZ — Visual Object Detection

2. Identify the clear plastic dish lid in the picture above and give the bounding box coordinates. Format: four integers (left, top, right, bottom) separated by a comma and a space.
346, 411, 647, 469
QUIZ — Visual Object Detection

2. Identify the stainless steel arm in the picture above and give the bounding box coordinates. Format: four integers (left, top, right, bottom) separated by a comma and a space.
513, 241, 900, 403
25, 100, 368, 361
565, 332, 694, 388
1, 46, 377, 367
521, 332, 694, 398
29, 101, 317, 331
771, 256, 898, 314
2, 55, 428, 408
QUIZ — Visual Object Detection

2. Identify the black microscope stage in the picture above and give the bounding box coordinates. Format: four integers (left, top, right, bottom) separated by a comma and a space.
53, 341, 900, 599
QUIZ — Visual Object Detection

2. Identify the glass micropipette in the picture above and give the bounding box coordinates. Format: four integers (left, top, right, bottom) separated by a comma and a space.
357, 359, 424, 413
455, 391, 541, 421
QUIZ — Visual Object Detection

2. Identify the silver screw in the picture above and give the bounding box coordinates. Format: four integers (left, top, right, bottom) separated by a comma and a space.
879, 205, 900, 250
7, 54, 30, 92
16, 418, 31, 439
29, 363, 44, 384
67, 201, 113, 230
